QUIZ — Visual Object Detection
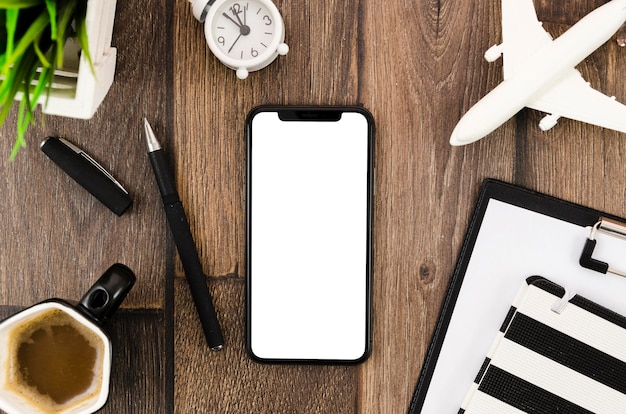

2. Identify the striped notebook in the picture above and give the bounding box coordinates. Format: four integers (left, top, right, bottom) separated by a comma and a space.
459, 277, 626, 413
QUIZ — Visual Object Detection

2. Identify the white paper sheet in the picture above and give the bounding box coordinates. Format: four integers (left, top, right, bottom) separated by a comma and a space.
420, 199, 626, 413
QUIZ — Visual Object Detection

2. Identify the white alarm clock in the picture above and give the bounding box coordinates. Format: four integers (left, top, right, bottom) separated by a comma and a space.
190, 0, 289, 79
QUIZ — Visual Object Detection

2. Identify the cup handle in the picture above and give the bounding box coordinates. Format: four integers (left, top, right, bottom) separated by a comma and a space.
77, 263, 136, 325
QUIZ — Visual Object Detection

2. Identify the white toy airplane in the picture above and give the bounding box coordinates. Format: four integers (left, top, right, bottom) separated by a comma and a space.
450, 0, 626, 146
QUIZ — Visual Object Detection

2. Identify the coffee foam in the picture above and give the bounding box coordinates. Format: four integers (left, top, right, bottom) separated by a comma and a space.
5, 308, 105, 414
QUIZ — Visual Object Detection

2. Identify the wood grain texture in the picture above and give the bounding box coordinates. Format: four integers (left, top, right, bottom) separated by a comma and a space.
171, 0, 362, 280
0, 0, 170, 309
174, 278, 359, 413
0, 0, 625, 412
101, 310, 167, 413
357, 0, 516, 411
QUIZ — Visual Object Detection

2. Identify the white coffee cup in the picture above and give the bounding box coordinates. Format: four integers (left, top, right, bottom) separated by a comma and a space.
0, 264, 135, 414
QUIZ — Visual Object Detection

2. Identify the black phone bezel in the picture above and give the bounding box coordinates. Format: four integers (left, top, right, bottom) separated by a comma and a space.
244, 105, 375, 364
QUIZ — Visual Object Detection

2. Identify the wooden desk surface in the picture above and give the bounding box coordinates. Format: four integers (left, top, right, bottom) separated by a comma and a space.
1, 0, 625, 412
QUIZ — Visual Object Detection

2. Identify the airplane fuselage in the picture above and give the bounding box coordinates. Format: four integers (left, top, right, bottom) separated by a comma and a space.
450, 0, 626, 145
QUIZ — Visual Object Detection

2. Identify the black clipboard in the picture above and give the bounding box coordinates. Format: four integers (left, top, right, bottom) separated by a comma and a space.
408, 179, 626, 413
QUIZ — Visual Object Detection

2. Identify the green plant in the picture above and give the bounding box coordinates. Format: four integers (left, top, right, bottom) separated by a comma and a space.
0, 0, 92, 160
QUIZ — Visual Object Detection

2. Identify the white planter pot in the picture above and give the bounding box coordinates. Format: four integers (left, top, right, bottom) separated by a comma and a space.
36, 0, 118, 119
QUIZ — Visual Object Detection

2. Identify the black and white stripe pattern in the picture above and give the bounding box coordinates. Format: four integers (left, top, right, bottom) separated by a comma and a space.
459, 277, 626, 414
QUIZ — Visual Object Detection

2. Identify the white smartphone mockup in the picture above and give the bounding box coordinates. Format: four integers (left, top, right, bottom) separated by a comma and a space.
245, 106, 374, 363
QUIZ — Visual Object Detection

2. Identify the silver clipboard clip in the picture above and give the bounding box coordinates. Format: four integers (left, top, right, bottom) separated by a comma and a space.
579, 217, 626, 277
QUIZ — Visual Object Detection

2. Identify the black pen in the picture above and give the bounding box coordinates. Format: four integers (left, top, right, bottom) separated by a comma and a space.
144, 118, 224, 350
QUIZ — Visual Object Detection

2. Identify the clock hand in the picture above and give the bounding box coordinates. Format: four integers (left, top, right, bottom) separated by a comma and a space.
222, 11, 250, 35
222, 12, 241, 28
232, 7, 245, 28
228, 33, 243, 53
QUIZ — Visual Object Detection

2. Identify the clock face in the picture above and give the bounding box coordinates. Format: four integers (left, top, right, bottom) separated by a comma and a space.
210, 0, 280, 63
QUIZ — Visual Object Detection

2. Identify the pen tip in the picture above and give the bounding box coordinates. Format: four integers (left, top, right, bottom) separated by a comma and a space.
143, 118, 161, 152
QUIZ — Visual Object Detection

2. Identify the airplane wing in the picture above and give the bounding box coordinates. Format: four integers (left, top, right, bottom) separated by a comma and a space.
527, 68, 626, 133
501, 0, 553, 79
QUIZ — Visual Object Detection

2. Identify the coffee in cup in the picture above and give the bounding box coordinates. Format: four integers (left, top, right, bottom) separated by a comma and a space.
3, 304, 108, 414
0, 263, 135, 414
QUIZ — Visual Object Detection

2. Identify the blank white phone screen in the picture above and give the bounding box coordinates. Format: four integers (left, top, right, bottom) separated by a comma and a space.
249, 111, 370, 361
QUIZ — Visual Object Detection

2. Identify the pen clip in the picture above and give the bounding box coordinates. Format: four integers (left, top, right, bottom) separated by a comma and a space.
58, 138, 129, 195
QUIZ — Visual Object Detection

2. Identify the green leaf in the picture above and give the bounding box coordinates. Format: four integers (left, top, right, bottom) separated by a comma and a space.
38, 58, 54, 109
8, 51, 48, 161
16, 86, 30, 141
44, 0, 56, 40
2, 8, 49, 71
33, 33, 51, 67
10, 96, 29, 161
0, 47, 37, 128
2, 8, 19, 67
0, 0, 45, 9
1, 0, 94, 159
9, 51, 54, 161
73, 0, 93, 73
54, 0, 76, 67
28, 61, 50, 111
0, 56, 23, 109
